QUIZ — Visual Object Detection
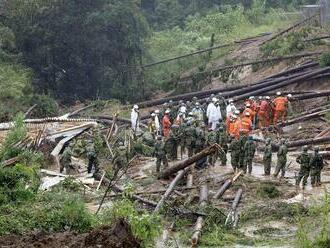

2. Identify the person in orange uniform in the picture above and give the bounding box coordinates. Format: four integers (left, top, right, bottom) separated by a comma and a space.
240, 112, 253, 135
258, 96, 271, 128
243, 103, 255, 122
162, 109, 172, 138
232, 114, 241, 139
272, 92, 288, 125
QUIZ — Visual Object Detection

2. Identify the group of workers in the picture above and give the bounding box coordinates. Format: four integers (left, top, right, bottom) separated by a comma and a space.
130, 92, 324, 189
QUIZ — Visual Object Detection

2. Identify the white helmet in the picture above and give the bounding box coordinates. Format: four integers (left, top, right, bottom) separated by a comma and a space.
232, 114, 238, 119
155, 109, 160, 114
229, 99, 234, 103
249, 96, 255, 100
151, 113, 156, 117
212, 97, 218, 103
287, 94, 292, 98
246, 103, 251, 108
276, 92, 281, 96
245, 112, 251, 117
165, 109, 171, 114
234, 110, 240, 115
265, 96, 270, 100
133, 104, 139, 110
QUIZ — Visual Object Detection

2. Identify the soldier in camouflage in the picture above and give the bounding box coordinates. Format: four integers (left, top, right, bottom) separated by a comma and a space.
274, 139, 288, 179
112, 142, 128, 174
296, 146, 310, 189
86, 140, 98, 174
184, 121, 196, 157
230, 135, 240, 172
244, 136, 256, 174
263, 138, 272, 175
60, 145, 72, 173
309, 146, 324, 187
238, 131, 248, 170
154, 136, 168, 173
206, 128, 218, 166
217, 124, 228, 166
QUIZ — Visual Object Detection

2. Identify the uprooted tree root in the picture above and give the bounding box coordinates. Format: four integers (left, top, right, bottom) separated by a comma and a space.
0, 219, 140, 248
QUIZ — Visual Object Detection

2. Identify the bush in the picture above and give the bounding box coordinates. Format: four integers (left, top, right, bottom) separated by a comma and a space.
101, 198, 161, 247
319, 52, 330, 68
26, 94, 58, 118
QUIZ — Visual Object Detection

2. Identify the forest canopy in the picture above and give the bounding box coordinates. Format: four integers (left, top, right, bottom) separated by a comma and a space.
0, 0, 318, 109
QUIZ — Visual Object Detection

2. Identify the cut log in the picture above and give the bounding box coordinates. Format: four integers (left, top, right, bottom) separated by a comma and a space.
159, 145, 217, 179
225, 188, 243, 227
213, 171, 243, 199
279, 109, 330, 127
191, 185, 208, 247
316, 126, 330, 138
24, 104, 37, 118
154, 169, 188, 213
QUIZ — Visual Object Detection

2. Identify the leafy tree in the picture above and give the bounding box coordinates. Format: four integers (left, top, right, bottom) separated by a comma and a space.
3, 0, 149, 103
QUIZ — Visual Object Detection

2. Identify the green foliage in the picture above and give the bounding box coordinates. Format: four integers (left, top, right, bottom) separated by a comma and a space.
0, 192, 96, 235
3, 0, 149, 103
26, 94, 58, 118
256, 183, 281, 199
60, 177, 81, 192
296, 194, 330, 247
146, 4, 288, 93
102, 198, 161, 247
260, 27, 311, 57
0, 163, 39, 205
319, 52, 330, 68
0, 113, 26, 161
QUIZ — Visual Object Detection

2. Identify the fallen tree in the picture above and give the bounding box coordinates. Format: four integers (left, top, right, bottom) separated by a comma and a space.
191, 184, 208, 246
213, 171, 243, 199
159, 145, 218, 179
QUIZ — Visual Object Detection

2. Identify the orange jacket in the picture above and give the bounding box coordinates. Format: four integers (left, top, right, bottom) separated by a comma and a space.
273, 97, 288, 111
243, 108, 255, 120
232, 119, 241, 139
162, 115, 171, 138
240, 117, 252, 133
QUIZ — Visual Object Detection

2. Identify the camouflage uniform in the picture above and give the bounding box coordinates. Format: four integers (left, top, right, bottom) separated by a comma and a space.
60, 147, 72, 173
179, 122, 186, 159
217, 126, 228, 166
263, 139, 272, 175
86, 142, 98, 174
207, 129, 218, 166
194, 125, 206, 153
274, 140, 288, 178
185, 123, 196, 157
165, 128, 179, 160
230, 137, 240, 172
154, 138, 168, 173
309, 148, 324, 187
296, 147, 310, 188
244, 137, 256, 174
238, 134, 248, 170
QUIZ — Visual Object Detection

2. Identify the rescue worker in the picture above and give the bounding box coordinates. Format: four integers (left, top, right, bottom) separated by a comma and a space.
217, 95, 227, 120
238, 131, 248, 170
185, 121, 196, 157
192, 102, 204, 124
217, 124, 228, 166
148, 113, 157, 135
154, 110, 161, 135
179, 101, 187, 119
296, 146, 311, 189
206, 128, 218, 166
274, 139, 288, 179
309, 146, 324, 187
174, 112, 184, 126
207, 97, 221, 130
86, 140, 98, 174
226, 99, 237, 117
154, 136, 168, 173
195, 123, 206, 154
244, 136, 256, 174
272, 92, 288, 124
263, 138, 272, 175
162, 109, 172, 138
179, 121, 187, 159
165, 125, 180, 160
131, 104, 140, 132
230, 135, 241, 172
258, 96, 271, 128
240, 111, 253, 135
60, 145, 72, 173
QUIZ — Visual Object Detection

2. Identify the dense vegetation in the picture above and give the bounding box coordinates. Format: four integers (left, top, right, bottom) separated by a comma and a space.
0, 0, 318, 119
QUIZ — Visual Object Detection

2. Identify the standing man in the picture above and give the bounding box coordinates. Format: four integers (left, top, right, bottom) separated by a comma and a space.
185, 121, 196, 157
217, 124, 228, 166
244, 136, 256, 174
230, 135, 241, 173
207, 97, 221, 130
274, 139, 288, 179
154, 136, 168, 174
131, 104, 140, 132
86, 140, 98, 174
154, 110, 161, 136
309, 147, 324, 187
206, 128, 218, 166
272, 92, 288, 125
238, 131, 248, 170
296, 146, 311, 190
263, 138, 272, 175
162, 110, 172, 138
